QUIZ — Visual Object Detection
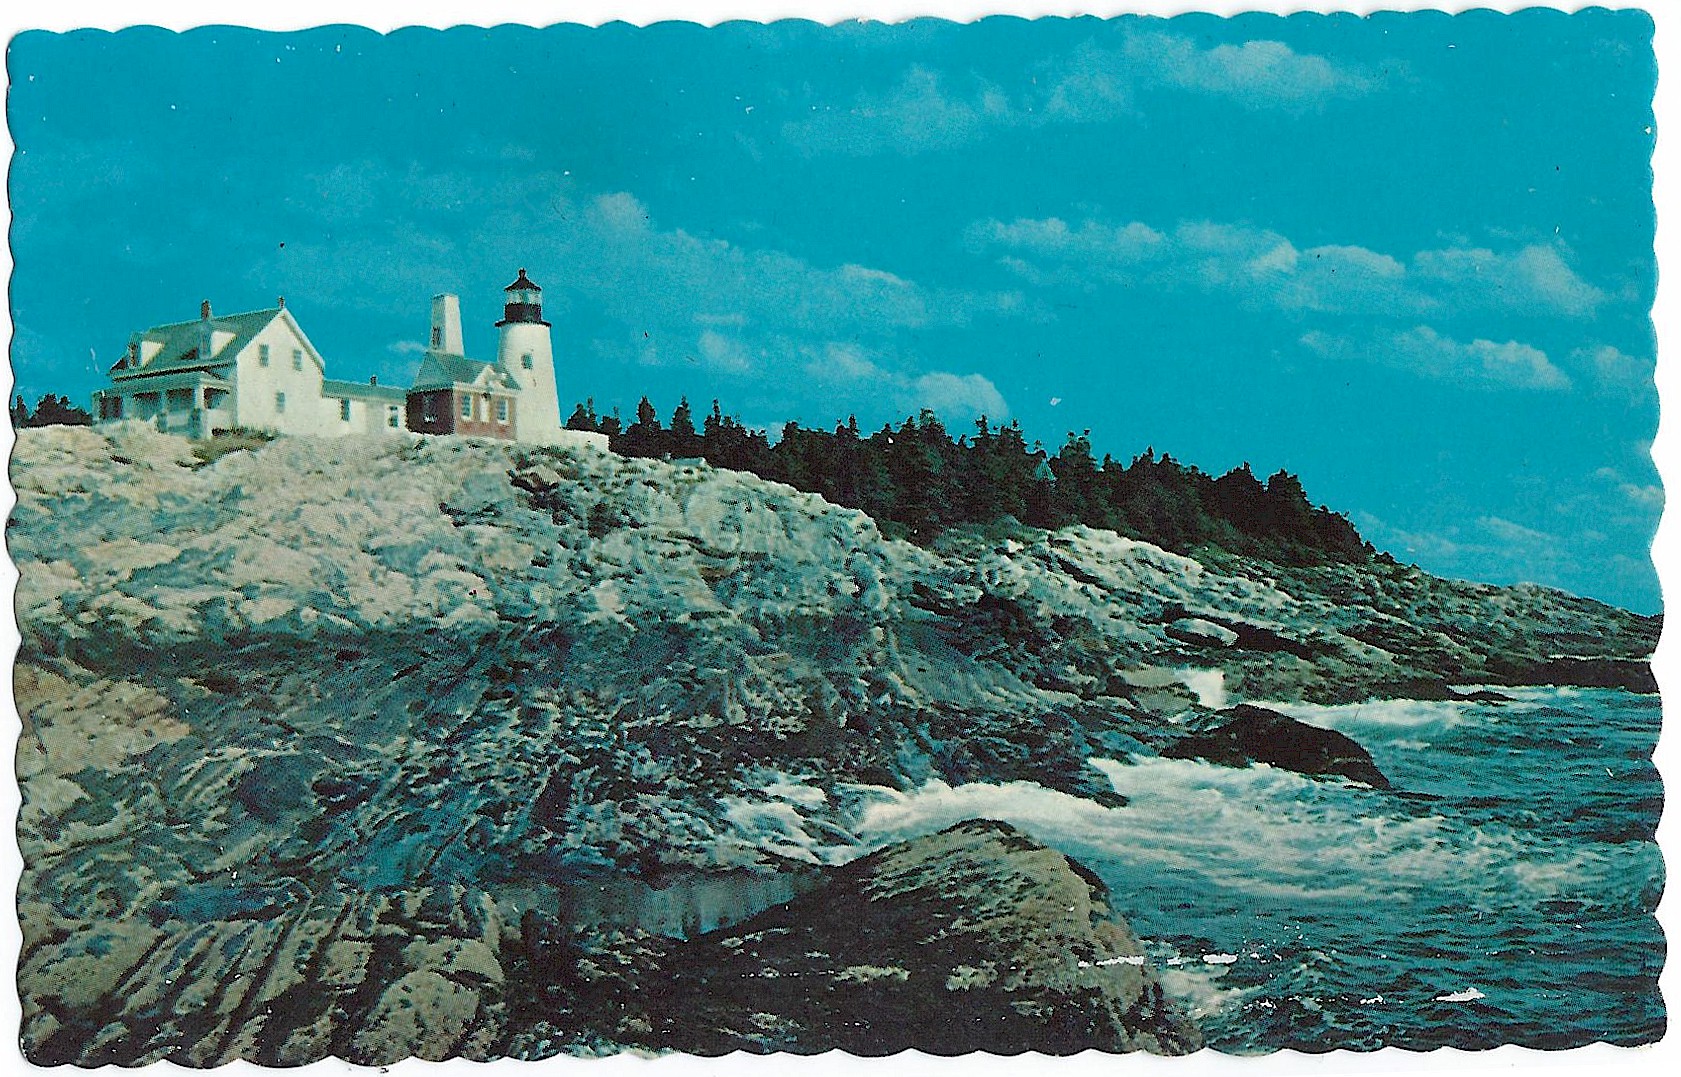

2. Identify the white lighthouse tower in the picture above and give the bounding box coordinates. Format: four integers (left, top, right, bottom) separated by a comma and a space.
495, 268, 564, 445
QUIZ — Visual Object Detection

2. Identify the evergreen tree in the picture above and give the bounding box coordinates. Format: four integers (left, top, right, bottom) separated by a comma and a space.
620, 396, 664, 457
668, 397, 699, 458
565, 398, 599, 432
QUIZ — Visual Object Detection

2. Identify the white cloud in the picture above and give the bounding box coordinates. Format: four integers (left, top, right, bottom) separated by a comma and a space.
800, 341, 1010, 422
912, 371, 1008, 420
782, 31, 1378, 156
1622, 483, 1664, 509
1477, 515, 1556, 547
1122, 31, 1377, 108
1042, 41, 1137, 121
806, 341, 889, 382
973, 214, 1417, 313
696, 329, 756, 373
1593, 466, 1664, 511
1413, 244, 1604, 316
971, 212, 1604, 321
1303, 326, 1570, 391
782, 66, 1002, 156
1575, 343, 1653, 394
1394, 328, 1569, 390
1354, 512, 1466, 561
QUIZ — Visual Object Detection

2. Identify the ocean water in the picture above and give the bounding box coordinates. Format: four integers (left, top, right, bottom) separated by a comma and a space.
854, 687, 1664, 1052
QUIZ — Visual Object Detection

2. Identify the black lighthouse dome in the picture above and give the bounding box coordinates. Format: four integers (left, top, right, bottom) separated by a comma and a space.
498, 268, 548, 326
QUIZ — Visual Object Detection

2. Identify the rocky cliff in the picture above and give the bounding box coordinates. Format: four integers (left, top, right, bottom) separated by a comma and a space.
9, 425, 1656, 1062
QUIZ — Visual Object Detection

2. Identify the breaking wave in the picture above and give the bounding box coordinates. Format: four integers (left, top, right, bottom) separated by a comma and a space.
856, 687, 1664, 1051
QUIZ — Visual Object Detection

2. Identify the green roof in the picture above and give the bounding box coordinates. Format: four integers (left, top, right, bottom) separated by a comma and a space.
113, 307, 282, 380
97, 370, 233, 394
322, 378, 408, 403
412, 351, 514, 392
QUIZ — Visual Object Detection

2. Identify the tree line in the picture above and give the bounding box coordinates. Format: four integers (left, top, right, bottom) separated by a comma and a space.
11, 394, 92, 428
565, 397, 1371, 566
9, 384, 1366, 565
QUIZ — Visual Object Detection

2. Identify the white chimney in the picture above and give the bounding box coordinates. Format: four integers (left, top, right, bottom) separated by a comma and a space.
429, 293, 464, 355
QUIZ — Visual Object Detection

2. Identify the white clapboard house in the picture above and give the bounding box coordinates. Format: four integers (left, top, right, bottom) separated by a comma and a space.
93, 299, 408, 439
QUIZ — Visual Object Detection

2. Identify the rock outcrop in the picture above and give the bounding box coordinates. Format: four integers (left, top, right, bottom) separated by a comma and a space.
8, 425, 1655, 1062
18, 820, 1198, 1064
514, 820, 1201, 1058
1162, 704, 1391, 789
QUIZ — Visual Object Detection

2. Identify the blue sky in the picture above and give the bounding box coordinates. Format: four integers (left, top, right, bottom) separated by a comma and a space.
6, 12, 1661, 610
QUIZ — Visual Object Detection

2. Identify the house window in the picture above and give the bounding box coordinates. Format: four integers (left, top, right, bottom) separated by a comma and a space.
422, 399, 436, 422
340, 399, 352, 422
496, 399, 509, 422
521, 353, 533, 370
461, 395, 473, 420
388, 406, 400, 429
276, 391, 286, 413
292, 349, 303, 371
431, 327, 441, 348
259, 344, 270, 366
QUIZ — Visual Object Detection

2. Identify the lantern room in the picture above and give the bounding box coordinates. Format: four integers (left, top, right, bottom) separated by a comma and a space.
498, 268, 548, 326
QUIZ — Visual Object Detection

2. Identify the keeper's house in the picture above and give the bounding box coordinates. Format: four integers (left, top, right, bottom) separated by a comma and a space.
93, 299, 407, 439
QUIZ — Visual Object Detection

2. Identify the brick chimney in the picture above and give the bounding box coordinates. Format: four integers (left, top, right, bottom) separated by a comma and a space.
277, 296, 286, 309
200, 300, 212, 320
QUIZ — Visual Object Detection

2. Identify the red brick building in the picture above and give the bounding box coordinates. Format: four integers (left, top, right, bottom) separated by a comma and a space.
406, 356, 519, 441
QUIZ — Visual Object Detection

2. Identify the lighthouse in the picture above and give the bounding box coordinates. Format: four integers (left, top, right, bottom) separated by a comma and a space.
495, 268, 564, 445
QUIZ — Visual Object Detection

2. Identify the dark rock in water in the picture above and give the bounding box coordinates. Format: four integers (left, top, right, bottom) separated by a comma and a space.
1452, 688, 1515, 703
1374, 676, 1456, 701
1522, 655, 1657, 694
609, 819, 1201, 1057
1163, 704, 1390, 789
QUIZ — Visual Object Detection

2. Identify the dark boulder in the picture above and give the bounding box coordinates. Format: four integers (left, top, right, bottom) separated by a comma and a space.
626, 819, 1202, 1056
1163, 704, 1390, 789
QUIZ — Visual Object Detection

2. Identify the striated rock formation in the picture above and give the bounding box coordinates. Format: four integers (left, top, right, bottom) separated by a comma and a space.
18, 820, 1197, 1064
1162, 704, 1391, 789
8, 424, 1656, 1063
